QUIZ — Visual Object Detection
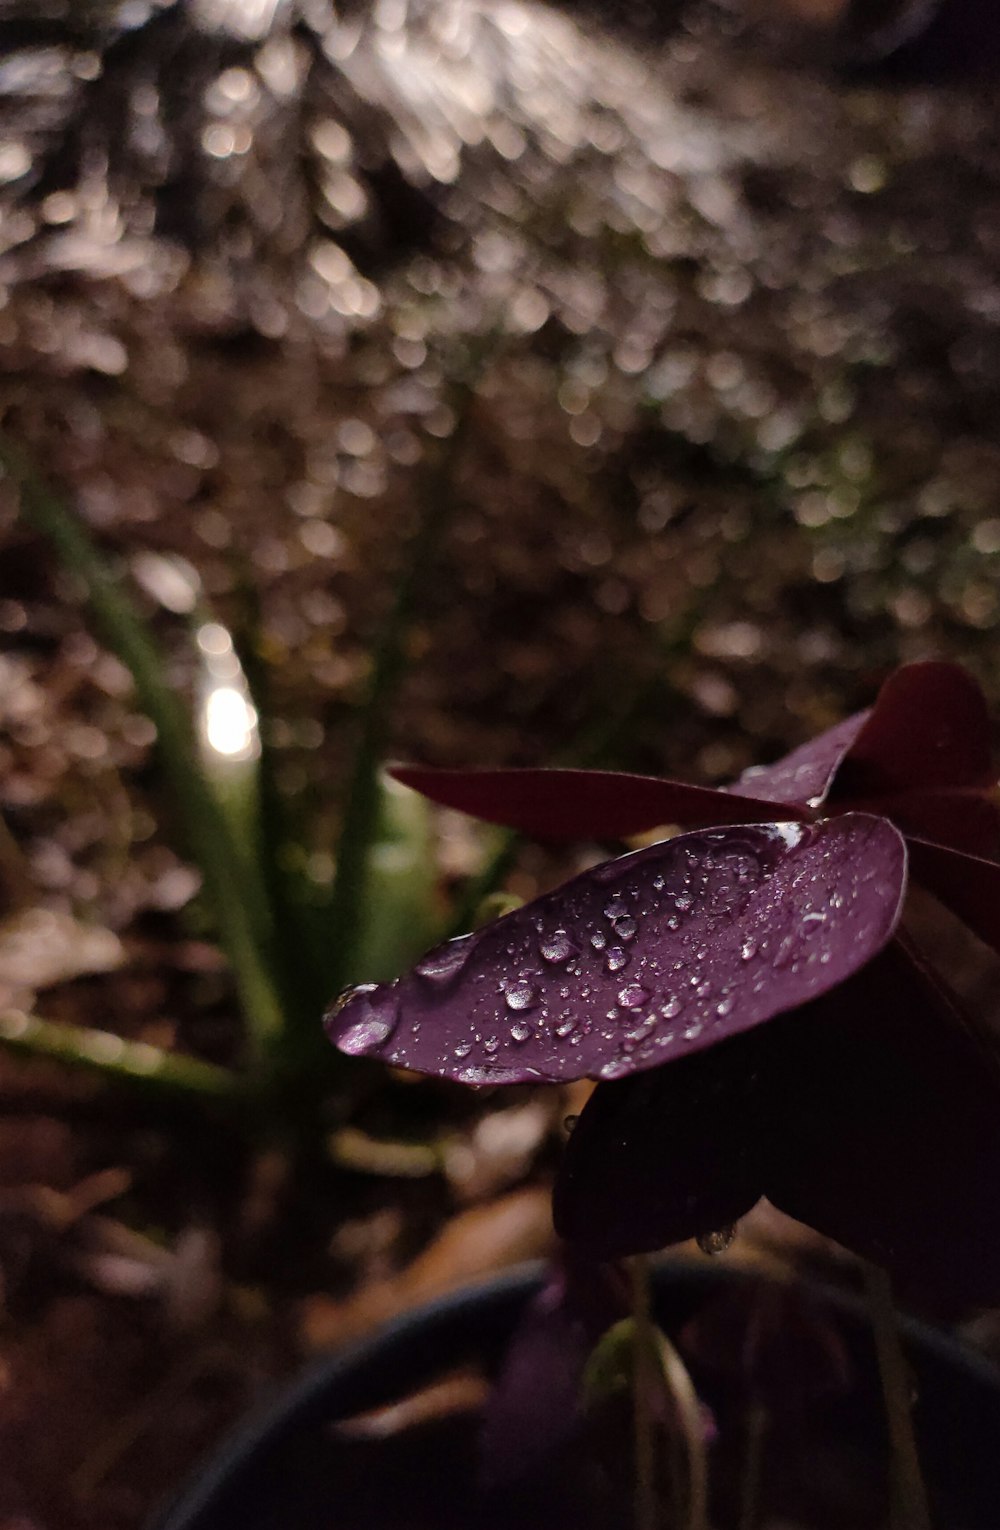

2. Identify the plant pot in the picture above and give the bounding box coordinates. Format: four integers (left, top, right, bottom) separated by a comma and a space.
149, 1261, 1000, 1530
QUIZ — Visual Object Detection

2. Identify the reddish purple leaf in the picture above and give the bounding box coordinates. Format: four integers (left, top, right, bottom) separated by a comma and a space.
765, 939, 1000, 1304
479, 1259, 627, 1486
832, 660, 996, 800
388, 765, 794, 841
907, 835, 1000, 954
728, 713, 868, 810
871, 789, 1000, 858
325, 815, 906, 1085
553, 1034, 769, 1257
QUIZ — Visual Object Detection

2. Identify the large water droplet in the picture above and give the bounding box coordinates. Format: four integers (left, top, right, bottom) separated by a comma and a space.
415, 932, 476, 983
605, 946, 628, 973
697, 1223, 738, 1257
335, 989, 399, 1056
510, 1021, 532, 1043
590, 930, 607, 951
604, 897, 628, 920
541, 929, 578, 963
505, 980, 538, 1012
613, 915, 637, 941
618, 982, 649, 1009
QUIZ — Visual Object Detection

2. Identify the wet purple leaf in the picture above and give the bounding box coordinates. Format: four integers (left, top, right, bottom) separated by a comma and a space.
326, 815, 906, 1085
728, 713, 868, 810
389, 765, 794, 842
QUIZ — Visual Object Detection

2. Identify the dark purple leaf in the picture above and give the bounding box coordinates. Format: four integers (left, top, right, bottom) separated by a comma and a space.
326, 816, 907, 1085
765, 938, 1000, 1305
553, 1033, 769, 1257
388, 765, 794, 841
907, 835, 1000, 954
728, 713, 868, 810
874, 789, 1000, 858
832, 660, 996, 799
479, 1259, 627, 1486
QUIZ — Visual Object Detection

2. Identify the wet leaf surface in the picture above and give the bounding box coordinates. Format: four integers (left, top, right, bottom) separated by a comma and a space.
328, 815, 906, 1084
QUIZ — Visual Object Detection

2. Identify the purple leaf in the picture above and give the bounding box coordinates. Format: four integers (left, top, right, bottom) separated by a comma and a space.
728, 713, 868, 810
325, 815, 907, 1085
832, 660, 996, 799
479, 1259, 627, 1486
388, 765, 794, 842
906, 835, 1000, 954
765, 938, 1000, 1304
553, 1033, 769, 1256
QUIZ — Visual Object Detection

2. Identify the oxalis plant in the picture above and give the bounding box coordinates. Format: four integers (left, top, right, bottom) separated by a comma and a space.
327, 659, 1000, 1530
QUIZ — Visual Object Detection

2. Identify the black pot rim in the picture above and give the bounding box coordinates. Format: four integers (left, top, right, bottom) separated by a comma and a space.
149, 1258, 1000, 1530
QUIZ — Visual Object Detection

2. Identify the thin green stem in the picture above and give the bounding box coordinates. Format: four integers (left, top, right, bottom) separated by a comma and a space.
631, 1254, 659, 1530
652, 1328, 710, 1530
0, 1008, 242, 1101
863, 1262, 934, 1530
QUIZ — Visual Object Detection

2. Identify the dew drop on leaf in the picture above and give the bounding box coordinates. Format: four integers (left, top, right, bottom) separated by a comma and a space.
697, 1223, 738, 1257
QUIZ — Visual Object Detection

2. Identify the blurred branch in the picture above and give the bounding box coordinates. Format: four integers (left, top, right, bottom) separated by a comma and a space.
0, 1008, 242, 1101
0, 436, 287, 1066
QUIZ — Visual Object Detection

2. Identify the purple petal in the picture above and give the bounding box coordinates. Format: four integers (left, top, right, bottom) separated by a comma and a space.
389, 765, 797, 841
765, 938, 1000, 1305
325, 815, 907, 1086
727, 713, 868, 810
833, 661, 996, 800
553, 1034, 769, 1257
906, 835, 1000, 954
479, 1258, 627, 1485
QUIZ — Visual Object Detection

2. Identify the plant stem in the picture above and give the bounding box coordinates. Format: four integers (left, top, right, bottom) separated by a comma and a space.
738, 1405, 767, 1530
652, 1328, 710, 1530
631, 1254, 659, 1530
862, 1262, 933, 1530
0, 1008, 242, 1102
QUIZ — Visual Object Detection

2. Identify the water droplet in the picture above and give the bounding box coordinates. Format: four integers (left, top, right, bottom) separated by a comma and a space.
510, 1021, 532, 1043
661, 995, 683, 1019
415, 933, 476, 983
599, 1057, 632, 1080
604, 897, 628, 920
652, 875, 665, 891
335, 989, 399, 1056
541, 929, 578, 963
555, 1015, 577, 1037
613, 916, 637, 940
453, 1039, 472, 1059
605, 946, 628, 973
505, 980, 538, 1012
682, 1022, 704, 1042
800, 911, 827, 932
773, 935, 797, 970
740, 937, 757, 962
484, 1035, 500, 1054
697, 1223, 738, 1256
563, 1114, 580, 1133
716, 995, 734, 1017
618, 982, 648, 1009
674, 892, 693, 913
590, 930, 607, 951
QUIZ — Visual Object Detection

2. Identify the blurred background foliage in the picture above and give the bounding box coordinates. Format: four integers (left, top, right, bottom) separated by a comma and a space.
0, 1, 1000, 1524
